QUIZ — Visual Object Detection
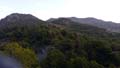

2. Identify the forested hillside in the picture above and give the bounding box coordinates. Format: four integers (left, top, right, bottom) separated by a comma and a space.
48, 17, 120, 32
0, 13, 120, 68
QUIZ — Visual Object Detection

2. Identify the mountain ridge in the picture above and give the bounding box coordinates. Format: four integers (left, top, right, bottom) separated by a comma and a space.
47, 17, 120, 32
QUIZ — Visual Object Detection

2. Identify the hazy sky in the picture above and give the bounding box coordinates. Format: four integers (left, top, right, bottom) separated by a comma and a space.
0, 0, 120, 23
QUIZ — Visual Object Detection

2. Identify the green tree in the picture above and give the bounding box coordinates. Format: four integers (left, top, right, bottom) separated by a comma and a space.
67, 57, 89, 68
41, 49, 65, 68
2, 42, 40, 68
90, 60, 104, 68
108, 64, 116, 68
83, 40, 112, 65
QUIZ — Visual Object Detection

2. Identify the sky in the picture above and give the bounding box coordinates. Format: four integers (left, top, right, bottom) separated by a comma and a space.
0, 0, 120, 23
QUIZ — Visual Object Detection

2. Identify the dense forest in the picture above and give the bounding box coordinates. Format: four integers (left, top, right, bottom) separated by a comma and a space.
0, 13, 120, 68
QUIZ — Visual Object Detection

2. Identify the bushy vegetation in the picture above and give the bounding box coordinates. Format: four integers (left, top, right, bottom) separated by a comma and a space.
1, 42, 40, 68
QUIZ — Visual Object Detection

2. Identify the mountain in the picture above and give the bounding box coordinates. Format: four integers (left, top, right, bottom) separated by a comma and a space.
0, 13, 45, 30
1, 13, 120, 68
47, 17, 120, 32
47, 18, 116, 38
1, 13, 42, 23
0, 13, 49, 68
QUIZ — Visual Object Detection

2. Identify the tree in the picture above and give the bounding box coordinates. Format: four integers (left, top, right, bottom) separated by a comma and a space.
108, 64, 116, 68
90, 60, 104, 68
2, 42, 40, 68
83, 40, 112, 65
41, 49, 65, 68
67, 57, 89, 68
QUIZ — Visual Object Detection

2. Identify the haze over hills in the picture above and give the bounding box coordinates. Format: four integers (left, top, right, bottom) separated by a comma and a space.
1, 13, 120, 33
47, 17, 120, 32
1, 13, 120, 38
1, 13, 120, 36
0, 13, 106, 35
